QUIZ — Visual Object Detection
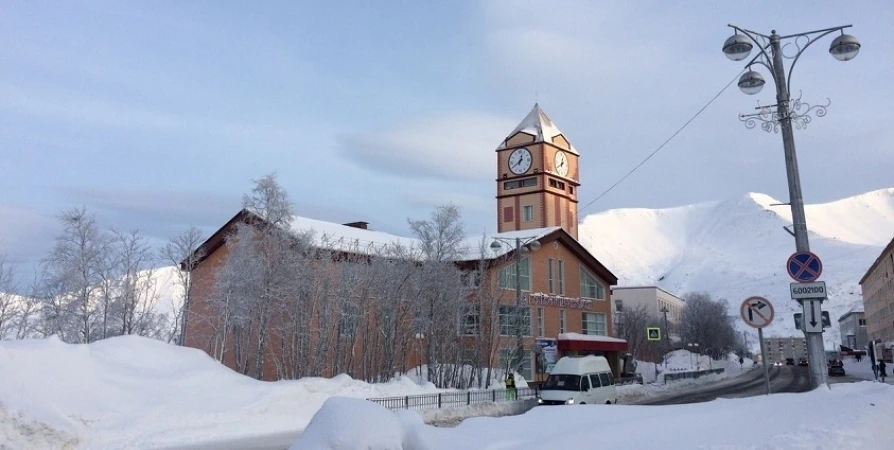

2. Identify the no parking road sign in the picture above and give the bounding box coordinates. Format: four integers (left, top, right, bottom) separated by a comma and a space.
787, 251, 823, 283
740, 296, 775, 329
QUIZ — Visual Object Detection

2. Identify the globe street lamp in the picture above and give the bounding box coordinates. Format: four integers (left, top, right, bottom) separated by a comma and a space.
491, 236, 541, 377
723, 24, 860, 389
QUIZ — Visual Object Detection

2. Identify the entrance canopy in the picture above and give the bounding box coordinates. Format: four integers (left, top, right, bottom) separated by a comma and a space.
557, 333, 628, 353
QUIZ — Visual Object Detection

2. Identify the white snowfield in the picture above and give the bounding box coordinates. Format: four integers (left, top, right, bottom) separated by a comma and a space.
292, 382, 894, 450
580, 188, 894, 347
0, 336, 441, 450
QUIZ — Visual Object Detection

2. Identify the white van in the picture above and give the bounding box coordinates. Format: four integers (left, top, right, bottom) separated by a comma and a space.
537, 356, 617, 405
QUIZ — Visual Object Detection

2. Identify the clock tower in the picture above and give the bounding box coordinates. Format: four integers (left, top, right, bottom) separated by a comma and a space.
496, 104, 580, 238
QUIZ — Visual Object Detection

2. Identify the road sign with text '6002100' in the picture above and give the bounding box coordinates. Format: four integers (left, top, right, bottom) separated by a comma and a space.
740, 296, 774, 329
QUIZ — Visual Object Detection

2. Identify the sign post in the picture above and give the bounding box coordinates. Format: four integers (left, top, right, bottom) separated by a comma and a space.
787, 250, 828, 388
740, 296, 775, 395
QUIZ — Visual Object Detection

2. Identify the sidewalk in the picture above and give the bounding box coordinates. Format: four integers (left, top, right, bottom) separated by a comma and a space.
841, 359, 894, 385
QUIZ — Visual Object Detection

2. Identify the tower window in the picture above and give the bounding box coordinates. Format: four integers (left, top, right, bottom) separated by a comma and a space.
504, 178, 537, 190
503, 207, 514, 222
549, 178, 566, 190
523, 205, 534, 222
569, 186, 574, 194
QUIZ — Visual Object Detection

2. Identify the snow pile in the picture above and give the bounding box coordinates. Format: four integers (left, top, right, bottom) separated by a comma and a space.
288, 397, 407, 450
291, 383, 894, 449
580, 188, 894, 349
0, 335, 441, 449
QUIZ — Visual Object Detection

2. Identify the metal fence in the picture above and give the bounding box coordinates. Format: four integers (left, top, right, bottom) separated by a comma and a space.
367, 387, 539, 411
664, 368, 725, 382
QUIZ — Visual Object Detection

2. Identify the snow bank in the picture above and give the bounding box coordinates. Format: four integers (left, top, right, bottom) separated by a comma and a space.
292, 382, 894, 449
0, 335, 441, 449
288, 397, 406, 450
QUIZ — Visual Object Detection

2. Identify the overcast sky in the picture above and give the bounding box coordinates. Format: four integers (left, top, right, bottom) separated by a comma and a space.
2, 0, 892, 272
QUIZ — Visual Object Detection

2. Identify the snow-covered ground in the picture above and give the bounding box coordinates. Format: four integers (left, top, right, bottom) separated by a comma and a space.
580, 188, 894, 349
621, 350, 756, 402
292, 382, 894, 449
0, 336, 442, 449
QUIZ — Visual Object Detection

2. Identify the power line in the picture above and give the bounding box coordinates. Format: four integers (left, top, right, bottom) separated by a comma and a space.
578, 69, 746, 216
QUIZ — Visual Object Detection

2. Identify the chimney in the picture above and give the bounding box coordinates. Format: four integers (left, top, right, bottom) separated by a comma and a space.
343, 221, 369, 230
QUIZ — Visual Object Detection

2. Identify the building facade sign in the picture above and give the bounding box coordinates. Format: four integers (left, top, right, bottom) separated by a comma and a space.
525, 292, 594, 311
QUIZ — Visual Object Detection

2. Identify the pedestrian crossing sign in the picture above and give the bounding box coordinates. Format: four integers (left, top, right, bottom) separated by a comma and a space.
647, 327, 661, 341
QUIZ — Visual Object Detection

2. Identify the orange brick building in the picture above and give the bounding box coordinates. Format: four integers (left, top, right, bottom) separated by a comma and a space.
183, 104, 625, 381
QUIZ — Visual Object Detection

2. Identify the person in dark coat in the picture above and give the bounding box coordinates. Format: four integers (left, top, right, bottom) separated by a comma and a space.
879, 360, 887, 383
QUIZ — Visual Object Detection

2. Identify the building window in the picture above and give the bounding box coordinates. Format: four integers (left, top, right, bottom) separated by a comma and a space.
559, 310, 566, 334
499, 348, 532, 381
504, 178, 538, 190
582, 312, 606, 336
569, 186, 575, 194
558, 260, 565, 295
499, 257, 531, 291
499, 306, 531, 336
615, 299, 624, 312
580, 266, 604, 299
503, 206, 514, 223
459, 305, 480, 336
523, 205, 534, 222
548, 259, 555, 293
461, 270, 481, 288
859, 318, 867, 327
549, 178, 566, 190
537, 307, 544, 337
339, 304, 360, 337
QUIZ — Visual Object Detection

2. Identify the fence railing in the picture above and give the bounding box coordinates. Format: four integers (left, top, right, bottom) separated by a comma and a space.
367, 387, 539, 411
663, 368, 725, 382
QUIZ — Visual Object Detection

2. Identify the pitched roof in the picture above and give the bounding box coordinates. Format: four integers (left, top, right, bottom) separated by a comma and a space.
189, 210, 618, 285
497, 104, 579, 155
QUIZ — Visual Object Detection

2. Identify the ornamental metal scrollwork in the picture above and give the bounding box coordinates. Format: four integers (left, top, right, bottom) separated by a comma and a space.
738, 92, 831, 134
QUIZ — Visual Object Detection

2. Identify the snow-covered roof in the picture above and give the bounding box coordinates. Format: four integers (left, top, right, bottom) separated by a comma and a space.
287, 213, 560, 262
557, 333, 627, 344
497, 104, 579, 155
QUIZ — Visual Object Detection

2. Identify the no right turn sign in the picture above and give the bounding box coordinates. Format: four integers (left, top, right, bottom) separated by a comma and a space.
740, 296, 775, 329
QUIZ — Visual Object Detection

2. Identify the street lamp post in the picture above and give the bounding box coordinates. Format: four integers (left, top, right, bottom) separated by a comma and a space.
723, 24, 860, 389
491, 236, 541, 377
660, 306, 670, 369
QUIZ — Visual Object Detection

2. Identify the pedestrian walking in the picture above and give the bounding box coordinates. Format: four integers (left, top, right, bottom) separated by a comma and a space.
879, 360, 887, 383
505, 373, 516, 400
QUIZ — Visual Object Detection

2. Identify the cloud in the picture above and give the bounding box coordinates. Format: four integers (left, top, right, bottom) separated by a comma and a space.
0, 206, 58, 269
337, 112, 516, 180
56, 187, 240, 240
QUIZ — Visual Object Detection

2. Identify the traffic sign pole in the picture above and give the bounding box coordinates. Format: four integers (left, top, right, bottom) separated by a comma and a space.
786, 251, 828, 389
740, 296, 774, 396
758, 327, 770, 395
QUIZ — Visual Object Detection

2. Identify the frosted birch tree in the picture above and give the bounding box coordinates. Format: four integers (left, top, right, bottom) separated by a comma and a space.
161, 225, 204, 345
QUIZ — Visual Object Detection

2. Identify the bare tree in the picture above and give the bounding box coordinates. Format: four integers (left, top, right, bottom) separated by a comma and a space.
38, 207, 110, 343
408, 204, 466, 385
615, 304, 653, 360
161, 225, 205, 345
680, 292, 738, 355
0, 254, 21, 339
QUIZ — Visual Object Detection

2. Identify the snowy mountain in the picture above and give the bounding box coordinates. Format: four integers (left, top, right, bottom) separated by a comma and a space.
579, 188, 894, 349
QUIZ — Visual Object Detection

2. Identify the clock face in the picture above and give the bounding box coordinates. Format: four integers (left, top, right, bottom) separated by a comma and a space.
554, 151, 569, 177
508, 148, 532, 174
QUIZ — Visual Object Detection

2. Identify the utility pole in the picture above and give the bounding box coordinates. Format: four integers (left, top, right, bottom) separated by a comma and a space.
723, 24, 861, 389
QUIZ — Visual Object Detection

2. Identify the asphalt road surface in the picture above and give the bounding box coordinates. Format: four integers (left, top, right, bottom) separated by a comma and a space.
642, 365, 815, 405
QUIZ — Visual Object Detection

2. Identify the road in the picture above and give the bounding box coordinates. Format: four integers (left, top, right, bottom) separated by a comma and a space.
642, 365, 814, 405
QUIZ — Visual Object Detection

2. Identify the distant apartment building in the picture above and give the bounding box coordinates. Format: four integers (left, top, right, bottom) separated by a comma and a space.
612, 286, 685, 343
859, 235, 894, 362
837, 308, 868, 352
764, 337, 808, 362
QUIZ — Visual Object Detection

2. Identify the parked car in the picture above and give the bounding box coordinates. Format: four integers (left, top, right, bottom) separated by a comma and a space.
798, 358, 808, 366
786, 358, 795, 366
537, 356, 617, 406
828, 364, 846, 377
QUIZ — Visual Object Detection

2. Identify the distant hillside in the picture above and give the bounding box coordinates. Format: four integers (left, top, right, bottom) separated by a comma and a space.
579, 188, 894, 349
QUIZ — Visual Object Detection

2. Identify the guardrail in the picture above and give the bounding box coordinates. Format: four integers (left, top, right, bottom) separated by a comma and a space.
663, 368, 725, 383
367, 387, 539, 411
